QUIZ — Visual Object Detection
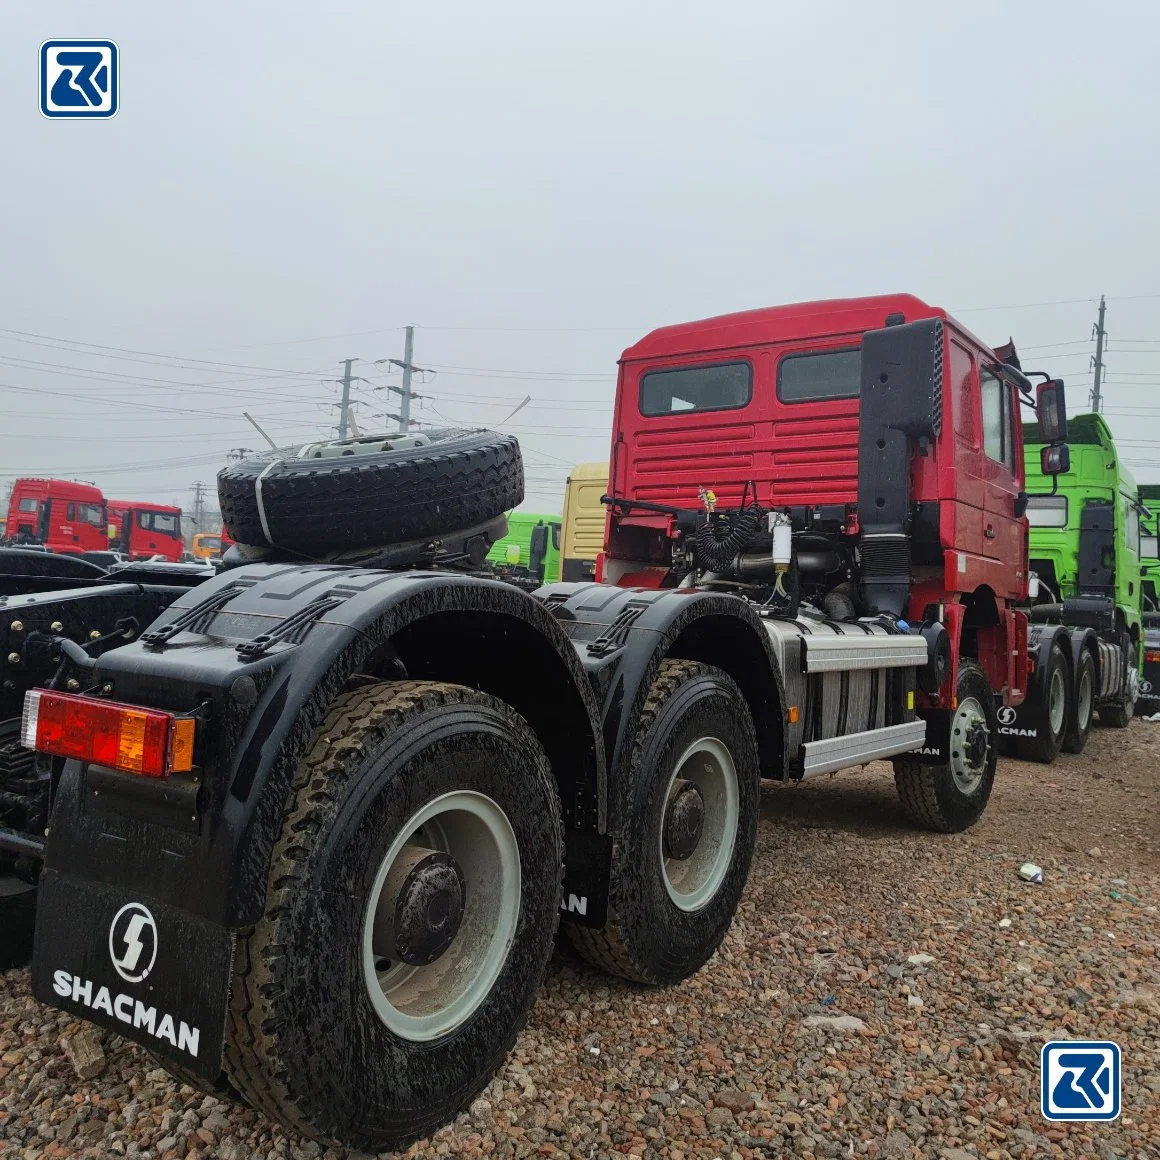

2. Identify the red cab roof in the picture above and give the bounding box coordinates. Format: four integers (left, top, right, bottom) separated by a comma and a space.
621, 294, 950, 362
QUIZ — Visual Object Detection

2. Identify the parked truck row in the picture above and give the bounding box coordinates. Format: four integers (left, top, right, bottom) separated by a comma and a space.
0, 292, 1150, 1152
2, 478, 186, 562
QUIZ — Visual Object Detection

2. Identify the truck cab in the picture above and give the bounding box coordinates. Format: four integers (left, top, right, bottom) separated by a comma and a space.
1011, 412, 1143, 749
561, 461, 609, 580
108, 502, 184, 562
604, 294, 1039, 715
4, 478, 107, 556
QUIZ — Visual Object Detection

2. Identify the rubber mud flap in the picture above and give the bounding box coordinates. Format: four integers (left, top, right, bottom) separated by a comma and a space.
32, 869, 233, 1080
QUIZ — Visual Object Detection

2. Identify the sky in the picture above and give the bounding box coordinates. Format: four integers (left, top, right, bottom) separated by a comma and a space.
2, 2, 1159, 523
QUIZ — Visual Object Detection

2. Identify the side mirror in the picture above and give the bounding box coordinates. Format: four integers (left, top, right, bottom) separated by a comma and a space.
1036, 379, 1068, 443
1040, 443, 1071, 476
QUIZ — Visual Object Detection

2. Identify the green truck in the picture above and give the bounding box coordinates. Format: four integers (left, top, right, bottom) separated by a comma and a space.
1009, 412, 1142, 758
486, 511, 562, 588
1135, 483, 1160, 716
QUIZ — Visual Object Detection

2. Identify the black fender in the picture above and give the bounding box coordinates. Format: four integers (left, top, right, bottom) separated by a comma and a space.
42, 563, 605, 928
538, 582, 786, 787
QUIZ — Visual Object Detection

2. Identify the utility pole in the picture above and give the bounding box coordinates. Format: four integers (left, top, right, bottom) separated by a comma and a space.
378, 327, 433, 433
1091, 295, 1107, 413
191, 481, 208, 533
400, 327, 415, 432
337, 358, 356, 439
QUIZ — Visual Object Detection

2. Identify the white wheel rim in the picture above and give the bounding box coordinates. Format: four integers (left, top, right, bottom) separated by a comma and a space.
949, 696, 988, 794
1048, 666, 1067, 735
1077, 665, 1093, 731
659, 737, 739, 912
362, 790, 520, 1042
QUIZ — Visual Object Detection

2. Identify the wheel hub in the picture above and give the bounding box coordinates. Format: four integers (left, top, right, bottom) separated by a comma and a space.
963, 721, 988, 766
386, 849, 466, 966
663, 780, 705, 861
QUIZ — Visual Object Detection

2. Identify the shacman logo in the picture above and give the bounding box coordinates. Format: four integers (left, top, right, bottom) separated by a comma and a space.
108, 902, 158, 983
997, 706, 1018, 725
40, 40, 119, 119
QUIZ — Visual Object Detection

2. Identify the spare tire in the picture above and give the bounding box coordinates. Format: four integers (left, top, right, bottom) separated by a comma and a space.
218, 429, 523, 556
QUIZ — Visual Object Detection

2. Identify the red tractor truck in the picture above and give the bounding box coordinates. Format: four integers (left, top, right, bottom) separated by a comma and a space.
107, 501, 184, 562
3, 478, 107, 555
5, 296, 1067, 1153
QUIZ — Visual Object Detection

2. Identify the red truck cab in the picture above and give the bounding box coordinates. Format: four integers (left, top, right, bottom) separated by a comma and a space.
108, 501, 184, 562
604, 294, 1046, 711
4, 478, 107, 555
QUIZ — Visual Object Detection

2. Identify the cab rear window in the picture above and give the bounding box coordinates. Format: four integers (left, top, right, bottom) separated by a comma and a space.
777, 348, 861, 403
639, 361, 752, 416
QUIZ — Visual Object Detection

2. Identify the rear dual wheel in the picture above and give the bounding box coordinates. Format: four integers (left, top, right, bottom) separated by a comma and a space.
1016, 640, 1069, 763
567, 660, 760, 985
223, 682, 562, 1153
1062, 647, 1095, 753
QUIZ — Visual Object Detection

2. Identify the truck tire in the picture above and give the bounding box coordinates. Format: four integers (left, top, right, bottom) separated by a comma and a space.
217, 429, 523, 556
223, 681, 563, 1153
1016, 639, 1068, 763
1062, 647, 1096, 753
893, 659, 998, 832
0, 877, 36, 970
1098, 631, 1136, 728
567, 660, 759, 985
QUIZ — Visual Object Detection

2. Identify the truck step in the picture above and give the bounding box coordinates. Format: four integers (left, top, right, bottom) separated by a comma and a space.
801, 719, 927, 777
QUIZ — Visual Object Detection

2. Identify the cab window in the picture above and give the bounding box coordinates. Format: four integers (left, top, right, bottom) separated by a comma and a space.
777, 348, 861, 403
66, 503, 76, 521
17, 497, 38, 513
1143, 532, 1159, 559
981, 370, 1018, 472
1125, 501, 1140, 555
981, 371, 1004, 463
78, 503, 104, 526
639, 361, 752, 416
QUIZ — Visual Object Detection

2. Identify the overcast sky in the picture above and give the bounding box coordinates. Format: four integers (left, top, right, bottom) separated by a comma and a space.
2, 2, 1158, 521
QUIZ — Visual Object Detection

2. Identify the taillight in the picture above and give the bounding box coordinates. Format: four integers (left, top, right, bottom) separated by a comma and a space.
594, 551, 605, 583
20, 690, 195, 778
1146, 650, 1160, 663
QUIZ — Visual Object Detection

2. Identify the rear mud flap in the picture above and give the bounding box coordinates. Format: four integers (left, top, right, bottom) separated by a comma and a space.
995, 701, 1042, 741
31, 869, 233, 1079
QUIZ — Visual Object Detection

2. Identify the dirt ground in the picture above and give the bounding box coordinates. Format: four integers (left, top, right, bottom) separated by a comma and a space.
1, 721, 1157, 1160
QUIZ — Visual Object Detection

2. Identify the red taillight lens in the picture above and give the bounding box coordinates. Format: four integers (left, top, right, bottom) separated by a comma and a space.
594, 551, 605, 583
1146, 650, 1160, 663
20, 690, 194, 778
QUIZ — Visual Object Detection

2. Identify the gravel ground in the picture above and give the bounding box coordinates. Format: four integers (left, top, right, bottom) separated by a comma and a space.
2, 721, 1157, 1160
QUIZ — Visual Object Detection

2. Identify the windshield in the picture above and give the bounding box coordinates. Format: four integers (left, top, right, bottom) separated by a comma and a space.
139, 510, 181, 535
1026, 495, 1068, 528
202, 535, 221, 549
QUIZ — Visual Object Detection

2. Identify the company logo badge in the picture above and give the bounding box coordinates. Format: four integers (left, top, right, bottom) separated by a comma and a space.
108, 902, 158, 983
40, 40, 119, 119
1041, 1041, 1120, 1121
1142, 680, 1153, 694
997, 706, 1017, 725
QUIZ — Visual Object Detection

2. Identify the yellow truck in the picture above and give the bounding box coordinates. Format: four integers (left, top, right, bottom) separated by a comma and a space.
191, 531, 223, 561
560, 461, 607, 580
